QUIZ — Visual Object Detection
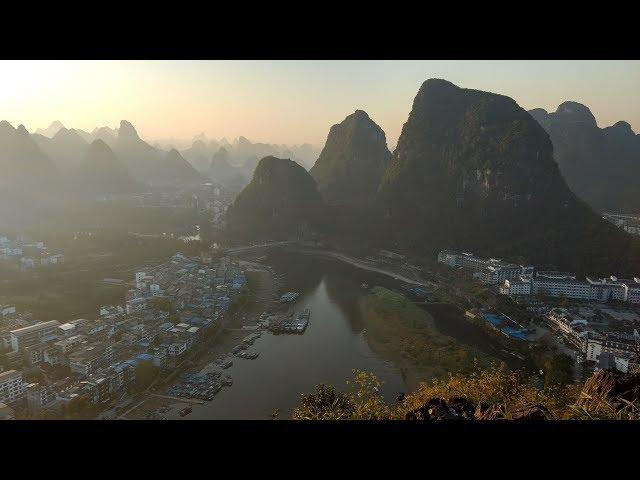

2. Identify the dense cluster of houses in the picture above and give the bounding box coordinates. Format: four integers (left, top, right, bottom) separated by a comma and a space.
0, 235, 64, 271
0, 253, 248, 418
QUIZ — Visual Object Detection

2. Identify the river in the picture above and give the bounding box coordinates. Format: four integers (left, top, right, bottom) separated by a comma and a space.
178, 249, 517, 419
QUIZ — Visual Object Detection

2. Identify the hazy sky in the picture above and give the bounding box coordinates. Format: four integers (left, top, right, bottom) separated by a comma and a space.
1, 60, 638, 148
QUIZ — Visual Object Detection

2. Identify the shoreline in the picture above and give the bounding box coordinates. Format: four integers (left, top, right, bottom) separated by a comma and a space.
282, 245, 427, 286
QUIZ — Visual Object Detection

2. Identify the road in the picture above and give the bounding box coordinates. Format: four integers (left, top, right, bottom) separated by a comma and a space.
227, 241, 427, 286
226, 240, 296, 255
285, 246, 427, 286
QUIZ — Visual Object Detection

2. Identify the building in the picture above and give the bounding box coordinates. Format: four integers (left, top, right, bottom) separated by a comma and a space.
586, 331, 639, 364
54, 334, 87, 354
437, 249, 460, 267
10, 320, 60, 352
0, 370, 26, 404
586, 276, 640, 304
437, 250, 524, 285
545, 308, 590, 351
57, 323, 76, 338
107, 362, 136, 393
68, 343, 114, 377
500, 277, 532, 296
0, 402, 15, 420
26, 383, 57, 414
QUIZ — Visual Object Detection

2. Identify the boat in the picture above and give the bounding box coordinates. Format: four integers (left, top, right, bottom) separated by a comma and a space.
179, 405, 193, 417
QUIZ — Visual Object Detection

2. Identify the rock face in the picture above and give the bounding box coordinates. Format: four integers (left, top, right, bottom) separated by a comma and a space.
310, 110, 391, 205
376, 79, 640, 274
74, 139, 139, 193
226, 156, 325, 238
405, 397, 550, 420
529, 103, 640, 212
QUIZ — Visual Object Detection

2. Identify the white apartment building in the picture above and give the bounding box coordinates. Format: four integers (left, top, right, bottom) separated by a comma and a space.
532, 274, 604, 301
587, 276, 640, 304
0, 370, 26, 404
26, 383, 57, 413
437, 250, 523, 285
165, 340, 188, 356
500, 277, 532, 296
10, 320, 61, 352
586, 331, 639, 363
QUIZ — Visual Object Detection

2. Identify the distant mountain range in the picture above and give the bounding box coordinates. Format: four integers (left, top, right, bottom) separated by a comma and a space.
74, 139, 140, 194
529, 103, 640, 213
30, 121, 321, 188
0, 120, 60, 190
180, 135, 319, 177
227, 79, 640, 275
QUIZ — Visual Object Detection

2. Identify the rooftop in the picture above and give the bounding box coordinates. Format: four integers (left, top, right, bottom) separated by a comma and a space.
10, 320, 60, 336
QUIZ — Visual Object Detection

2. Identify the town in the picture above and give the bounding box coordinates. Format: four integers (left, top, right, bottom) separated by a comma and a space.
0, 234, 65, 271
437, 249, 640, 375
0, 251, 250, 419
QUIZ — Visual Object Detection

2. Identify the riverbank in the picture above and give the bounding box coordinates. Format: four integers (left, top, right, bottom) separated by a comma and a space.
358, 287, 493, 390
121, 260, 280, 419
283, 245, 426, 286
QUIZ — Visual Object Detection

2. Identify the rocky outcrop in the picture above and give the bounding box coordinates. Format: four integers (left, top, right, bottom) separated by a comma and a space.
405, 397, 551, 420
226, 156, 326, 238
310, 110, 391, 205
529, 103, 640, 212
375, 79, 640, 275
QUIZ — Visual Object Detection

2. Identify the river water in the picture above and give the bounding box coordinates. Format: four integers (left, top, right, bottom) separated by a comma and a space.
181, 249, 517, 419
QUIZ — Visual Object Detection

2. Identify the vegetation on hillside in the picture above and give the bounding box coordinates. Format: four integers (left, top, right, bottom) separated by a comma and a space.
359, 287, 493, 384
293, 364, 640, 420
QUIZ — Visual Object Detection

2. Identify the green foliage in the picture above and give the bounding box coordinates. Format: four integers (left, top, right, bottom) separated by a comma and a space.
557, 294, 569, 308
148, 296, 172, 312
543, 353, 575, 390
360, 287, 492, 382
59, 394, 97, 419
134, 360, 159, 392
292, 384, 355, 420
293, 364, 581, 420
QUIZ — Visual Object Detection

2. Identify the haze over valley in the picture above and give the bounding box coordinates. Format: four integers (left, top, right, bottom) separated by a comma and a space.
1, 61, 640, 421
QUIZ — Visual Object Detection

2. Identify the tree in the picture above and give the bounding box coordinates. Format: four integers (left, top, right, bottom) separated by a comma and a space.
544, 353, 574, 390
134, 360, 159, 391
292, 384, 355, 420
557, 294, 569, 308
148, 297, 172, 312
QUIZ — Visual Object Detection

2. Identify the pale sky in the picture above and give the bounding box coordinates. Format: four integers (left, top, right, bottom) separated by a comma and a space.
0, 60, 638, 148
